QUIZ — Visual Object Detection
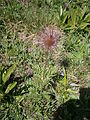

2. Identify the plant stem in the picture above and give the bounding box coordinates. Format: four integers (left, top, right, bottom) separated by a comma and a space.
42, 51, 49, 81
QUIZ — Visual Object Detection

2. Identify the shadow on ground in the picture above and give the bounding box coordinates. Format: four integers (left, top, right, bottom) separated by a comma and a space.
54, 88, 90, 120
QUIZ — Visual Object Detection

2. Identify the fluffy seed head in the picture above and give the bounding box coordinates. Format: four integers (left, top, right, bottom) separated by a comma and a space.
38, 26, 61, 50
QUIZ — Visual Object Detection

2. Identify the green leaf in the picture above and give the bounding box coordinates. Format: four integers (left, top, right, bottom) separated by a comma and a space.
63, 12, 68, 24
84, 13, 90, 22
0, 93, 3, 101
66, 89, 75, 93
63, 67, 67, 87
65, 26, 75, 30
76, 8, 82, 18
2, 64, 16, 84
81, 6, 87, 20
71, 9, 76, 26
5, 82, 17, 94
46, 0, 52, 5
79, 22, 89, 29
16, 96, 24, 103
0, 84, 3, 94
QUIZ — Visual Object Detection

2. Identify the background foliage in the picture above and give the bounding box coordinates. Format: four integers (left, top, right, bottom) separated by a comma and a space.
0, 0, 90, 119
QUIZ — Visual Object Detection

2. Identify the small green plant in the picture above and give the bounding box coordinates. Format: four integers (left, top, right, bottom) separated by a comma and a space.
60, 5, 90, 33
0, 64, 17, 102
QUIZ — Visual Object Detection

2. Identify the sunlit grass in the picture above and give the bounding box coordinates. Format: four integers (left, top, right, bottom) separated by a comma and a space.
0, 0, 90, 119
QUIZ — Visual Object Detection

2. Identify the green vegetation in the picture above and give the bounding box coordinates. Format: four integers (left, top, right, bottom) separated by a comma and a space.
0, 0, 90, 119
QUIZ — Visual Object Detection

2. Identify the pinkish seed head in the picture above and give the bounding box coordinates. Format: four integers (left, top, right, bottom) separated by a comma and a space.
38, 26, 60, 50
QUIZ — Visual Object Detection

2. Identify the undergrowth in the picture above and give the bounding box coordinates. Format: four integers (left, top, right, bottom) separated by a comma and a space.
0, 0, 90, 120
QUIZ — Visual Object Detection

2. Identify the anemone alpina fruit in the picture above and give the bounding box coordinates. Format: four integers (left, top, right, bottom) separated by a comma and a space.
38, 26, 61, 50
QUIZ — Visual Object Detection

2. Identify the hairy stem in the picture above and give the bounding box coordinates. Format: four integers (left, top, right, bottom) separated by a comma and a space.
42, 51, 49, 81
